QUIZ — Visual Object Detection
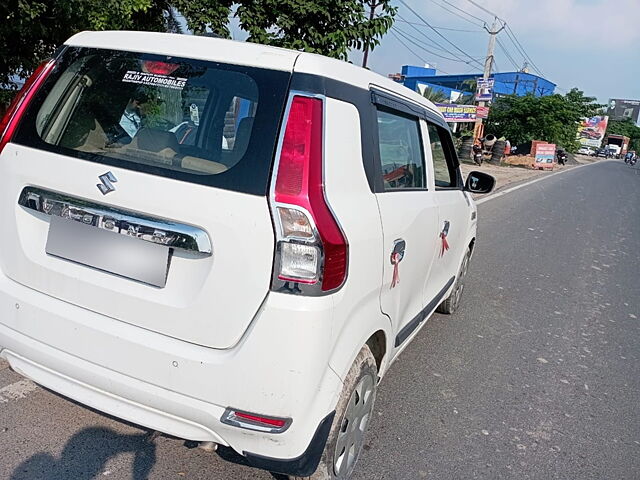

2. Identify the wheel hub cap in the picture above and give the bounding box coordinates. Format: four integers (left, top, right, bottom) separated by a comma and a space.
333, 373, 376, 477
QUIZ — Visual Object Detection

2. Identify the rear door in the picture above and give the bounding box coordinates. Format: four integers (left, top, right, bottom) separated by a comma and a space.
371, 98, 441, 348
1, 46, 292, 349
425, 121, 470, 292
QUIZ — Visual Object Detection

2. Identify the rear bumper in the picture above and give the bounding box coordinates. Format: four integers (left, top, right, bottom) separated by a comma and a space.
0, 269, 342, 469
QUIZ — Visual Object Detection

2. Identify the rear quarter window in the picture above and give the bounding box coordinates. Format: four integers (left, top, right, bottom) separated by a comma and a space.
14, 47, 291, 195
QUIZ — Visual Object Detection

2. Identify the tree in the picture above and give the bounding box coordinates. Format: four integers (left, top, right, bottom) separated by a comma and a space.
0, 0, 178, 108
607, 118, 640, 152
456, 78, 476, 105
1, 0, 396, 110
421, 87, 449, 104
485, 89, 603, 152
563, 88, 603, 122
236, 0, 396, 60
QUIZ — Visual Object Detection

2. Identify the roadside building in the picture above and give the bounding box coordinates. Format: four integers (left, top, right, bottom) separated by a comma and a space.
392, 65, 556, 100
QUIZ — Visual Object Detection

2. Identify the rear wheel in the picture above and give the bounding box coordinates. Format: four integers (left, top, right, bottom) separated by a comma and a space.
437, 247, 471, 314
290, 346, 377, 480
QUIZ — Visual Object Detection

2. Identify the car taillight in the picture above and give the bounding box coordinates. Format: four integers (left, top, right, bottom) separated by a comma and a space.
221, 408, 291, 433
0, 58, 56, 156
270, 95, 348, 294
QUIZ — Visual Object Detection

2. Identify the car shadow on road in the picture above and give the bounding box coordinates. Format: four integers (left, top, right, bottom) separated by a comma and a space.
9, 427, 157, 480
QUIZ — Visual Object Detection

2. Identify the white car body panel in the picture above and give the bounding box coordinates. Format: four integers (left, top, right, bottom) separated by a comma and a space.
66, 30, 300, 72
0, 144, 275, 349
0, 31, 481, 472
321, 98, 390, 380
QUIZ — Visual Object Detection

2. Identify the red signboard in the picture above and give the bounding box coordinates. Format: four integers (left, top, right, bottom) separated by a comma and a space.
533, 143, 556, 170
476, 106, 490, 119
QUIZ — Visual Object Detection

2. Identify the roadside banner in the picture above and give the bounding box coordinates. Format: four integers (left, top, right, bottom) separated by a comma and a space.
476, 78, 495, 102
577, 116, 609, 147
435, 103, 477, 122
534, 143, 556, 170
606, 99, 640, 124
476, 106, 490, 119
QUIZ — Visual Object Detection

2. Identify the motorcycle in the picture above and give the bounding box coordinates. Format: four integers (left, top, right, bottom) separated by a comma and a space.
472, 144, 483, 166
557, 150, 568, 166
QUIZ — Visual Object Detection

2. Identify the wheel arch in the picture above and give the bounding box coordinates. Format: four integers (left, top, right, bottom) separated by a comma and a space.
328, 306, 392, 383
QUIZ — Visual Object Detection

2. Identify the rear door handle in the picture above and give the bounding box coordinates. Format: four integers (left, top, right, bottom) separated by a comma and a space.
391, 239, 406, 262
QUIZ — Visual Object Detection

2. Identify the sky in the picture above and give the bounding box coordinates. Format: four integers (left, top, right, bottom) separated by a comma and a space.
223, 0, 639, 104
353, 0, 640, 103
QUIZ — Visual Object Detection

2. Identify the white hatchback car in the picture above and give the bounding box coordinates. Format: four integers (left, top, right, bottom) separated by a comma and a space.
0, 31, 494, 479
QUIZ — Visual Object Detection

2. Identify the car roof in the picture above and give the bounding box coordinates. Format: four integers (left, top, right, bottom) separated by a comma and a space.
65, 31, 443, 120
293, 51, 442, 118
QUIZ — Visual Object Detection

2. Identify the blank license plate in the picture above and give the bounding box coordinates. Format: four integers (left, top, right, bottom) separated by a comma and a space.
46, 215, 170, 287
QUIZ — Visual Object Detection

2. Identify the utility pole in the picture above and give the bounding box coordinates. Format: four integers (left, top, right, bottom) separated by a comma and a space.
362, 1, 381, 68
473, 17, 505, 141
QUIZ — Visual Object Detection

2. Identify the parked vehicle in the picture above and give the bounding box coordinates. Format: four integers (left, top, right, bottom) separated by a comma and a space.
556, 149, 568, 165
472, 143, 484, 166
577, 146, 594, 156
0, 31, 494, 479
606, 134, 630, 159
595, 147, 614, 158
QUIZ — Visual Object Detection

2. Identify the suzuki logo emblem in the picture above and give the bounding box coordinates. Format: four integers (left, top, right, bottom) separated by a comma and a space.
97, 172, 117, 195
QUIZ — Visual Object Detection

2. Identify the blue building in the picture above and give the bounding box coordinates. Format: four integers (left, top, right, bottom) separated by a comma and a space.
395, 65, 556, 100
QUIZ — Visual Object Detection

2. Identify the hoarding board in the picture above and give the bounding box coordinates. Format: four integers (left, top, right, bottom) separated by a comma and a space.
435, 104, 477, 122
606, 99, 640, 124
476, 106, 490, 119
476, 78, 495, 102
534, 143, 556, 170
577, 116, 609, 147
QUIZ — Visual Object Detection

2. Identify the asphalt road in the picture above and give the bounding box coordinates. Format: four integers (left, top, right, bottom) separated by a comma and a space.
1, 160, 639, 480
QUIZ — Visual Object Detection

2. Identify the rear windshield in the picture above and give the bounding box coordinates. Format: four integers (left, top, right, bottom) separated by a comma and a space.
14, 47, 291, 195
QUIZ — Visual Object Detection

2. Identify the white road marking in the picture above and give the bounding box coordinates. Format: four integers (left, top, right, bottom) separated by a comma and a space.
0, 379, 38, 404
476, 161, 607, 205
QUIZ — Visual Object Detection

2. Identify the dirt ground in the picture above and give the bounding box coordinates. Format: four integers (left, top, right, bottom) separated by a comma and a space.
460, 154, 598, 194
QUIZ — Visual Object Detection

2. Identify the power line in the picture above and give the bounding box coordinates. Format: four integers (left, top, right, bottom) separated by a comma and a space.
426, 0, 486, 27
393, 18, 482, 33
389, 29, 431, 64
396, 13, 462, 55
503, 24, 545, 77
439, 0, 488, 25
388, 29, 452, 74
462, 0, 501, 19
392, 26, 465, 62
496, 37, 520, 70
502, 26, 528, 63
493, 58, 500, 74
458, 0, 547, 79
397, 0, 486, 70
395, 13, 481, 63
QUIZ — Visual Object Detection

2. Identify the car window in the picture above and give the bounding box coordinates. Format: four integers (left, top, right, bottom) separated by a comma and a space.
427, 123, 456, 188
376, 108, 426, 191
15, 47, 290, 195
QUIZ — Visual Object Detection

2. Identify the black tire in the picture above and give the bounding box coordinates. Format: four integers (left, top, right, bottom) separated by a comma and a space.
437, 248, 471, 314
290, 346, 378, 480
489, 140, 506, 165
458, 137, 474, 164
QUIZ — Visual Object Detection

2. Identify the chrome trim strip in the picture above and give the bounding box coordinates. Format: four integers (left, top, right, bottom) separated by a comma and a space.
18, 186, 212, 256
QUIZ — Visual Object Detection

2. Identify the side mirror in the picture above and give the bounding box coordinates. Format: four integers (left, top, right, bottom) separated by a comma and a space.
464, 171, 495, 194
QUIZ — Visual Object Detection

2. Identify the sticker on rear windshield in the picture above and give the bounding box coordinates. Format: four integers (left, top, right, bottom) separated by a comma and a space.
122, 70, 187, 90
190, 104, 200, 126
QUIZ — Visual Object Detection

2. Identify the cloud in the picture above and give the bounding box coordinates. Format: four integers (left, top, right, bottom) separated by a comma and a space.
476, 0, 640, 49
